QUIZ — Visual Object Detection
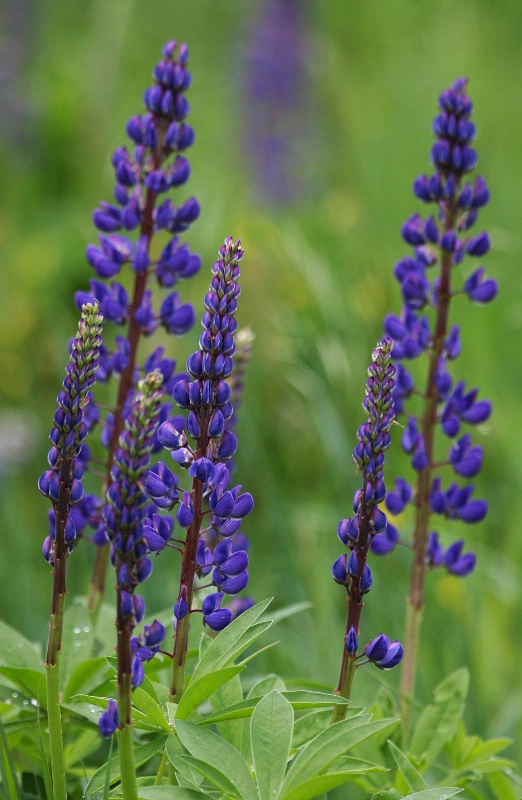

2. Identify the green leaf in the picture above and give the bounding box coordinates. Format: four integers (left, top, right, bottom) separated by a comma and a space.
209, 672, 245, 752
388, 739, 427, 793
259, 602, 311, 625
92, 602, 119, 656
103, 735, 114, 800
60, 599, 96, 688
64, 726, 101, 767
172, 754, 240, 797
487, 770, 520, 800
189, 599, 272, 684
63, 656, 110, 702
137, 789, 212, 799
292, 710, 331, 749
199, 689, 349, 726
282, 716, 398, 795
176, 665, 244, 720
251, 691, 294, 800
400, 790, 463, 800
0, 717, 21, 800
0, 666, 47, 707
327, 755, 387, 774
0, 620, 42, 670
175, 719, 258, 800
410, 669, 469, 767
282, 770, 370, 800
132, 686, 170, 731
248, 675, 287, 698
84, 735, 167, 795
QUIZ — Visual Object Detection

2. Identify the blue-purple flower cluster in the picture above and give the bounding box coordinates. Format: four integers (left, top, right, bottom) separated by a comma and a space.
103, 371, 166, 634
144, 238, 254, 630
332, 339, 403, 670
78, 40, 200, 322
72, 42, 202, 547
381, 79, 495, 577
98, 371, 168, 736
39, 304, 103, 561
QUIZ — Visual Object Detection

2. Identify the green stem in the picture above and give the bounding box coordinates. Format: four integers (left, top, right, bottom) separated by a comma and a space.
116, 600, 138, 800
398, 603, 423, 737
45, 615, 67, 800
116, 694, 138, 800
154, 750, 169, 785
331, 654, 356, 723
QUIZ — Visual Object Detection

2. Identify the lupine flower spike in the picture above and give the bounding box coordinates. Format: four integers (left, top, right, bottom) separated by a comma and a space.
380, 79, 494, 731
81, 40, 201, 617
144, 237, 254, 702
332, 338, 402, 723
39, 303, 103, 800
99, 370, 166, 726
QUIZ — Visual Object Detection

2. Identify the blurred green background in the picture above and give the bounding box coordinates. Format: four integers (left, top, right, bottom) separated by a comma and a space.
1, 0, 521, 763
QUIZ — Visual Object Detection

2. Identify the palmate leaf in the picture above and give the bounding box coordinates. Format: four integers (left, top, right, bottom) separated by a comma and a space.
0, 666, 47, 708
189, 599, 272, 685
137, 789, 213, 799
282, 770, 379, 800
388, 739, 427, 793
0, 620, 42, 670
132, 687, 171, 732
251, 691, 294, 800
209, 672, 245, 752
175, 719, 258, 800
168, 754, 239, 797
60, 599, 96, 689
0, 717, 21, 800
410, 669, 468, 768
400, 790, 463, 800
281, 715, 398, 797
63, 656, 110, 702
199, 689, 349, 726
176, 665, 245, 720
83, 735, 167, 795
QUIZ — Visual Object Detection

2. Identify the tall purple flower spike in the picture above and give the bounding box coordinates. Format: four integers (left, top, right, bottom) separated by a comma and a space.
380, 79, 494, 583
39, 304, 103, 563
141, 239, 253, 702
99, 371, 167, 735
378, 80, 496, 714
333, 339, 403, 717
76, 42, 203, 611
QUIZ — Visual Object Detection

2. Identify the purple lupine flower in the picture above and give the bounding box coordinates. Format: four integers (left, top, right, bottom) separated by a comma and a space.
364, 634, 404, 670
241, 0, 312, 205
99, 699, 119, 738
39, 304, 103, 563
333, 339, 403, 712
382, 79, 493, 575
141, 239, 253, 702
383, 80, 495, 709
75, 43, 202, 624
105, 371, 165, 613
426, 532, 476, 576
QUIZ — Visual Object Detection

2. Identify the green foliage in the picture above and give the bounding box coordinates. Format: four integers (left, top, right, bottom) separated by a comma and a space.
2, 6, 522, 797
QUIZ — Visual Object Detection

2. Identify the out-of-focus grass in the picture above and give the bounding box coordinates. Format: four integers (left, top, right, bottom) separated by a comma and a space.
1, 0, 521, 763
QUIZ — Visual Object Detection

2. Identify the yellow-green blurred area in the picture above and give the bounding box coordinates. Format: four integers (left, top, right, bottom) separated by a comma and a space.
1, 0, 521, 762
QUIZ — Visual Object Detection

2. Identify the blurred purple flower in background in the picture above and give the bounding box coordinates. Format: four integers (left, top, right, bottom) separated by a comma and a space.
240, 0, 315, 205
